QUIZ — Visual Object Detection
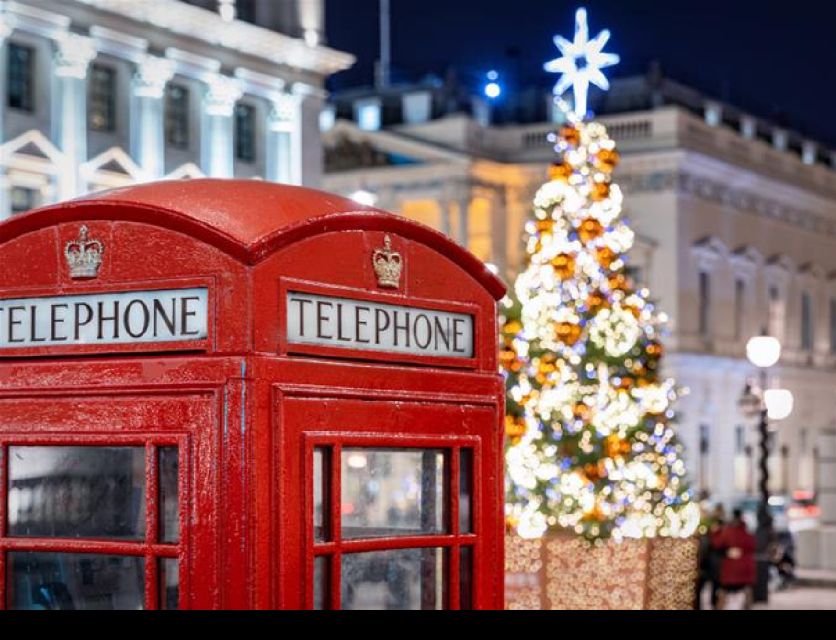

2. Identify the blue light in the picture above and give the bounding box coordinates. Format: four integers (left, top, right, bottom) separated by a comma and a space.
544, 7, 620, 119
484, 70, 502, 99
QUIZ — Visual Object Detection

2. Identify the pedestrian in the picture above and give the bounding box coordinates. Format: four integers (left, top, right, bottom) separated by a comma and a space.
695, 503, 725, 609
711, 508, 757, 609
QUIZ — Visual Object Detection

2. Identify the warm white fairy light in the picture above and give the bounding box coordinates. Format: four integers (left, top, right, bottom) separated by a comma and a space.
502, 112, 697, 542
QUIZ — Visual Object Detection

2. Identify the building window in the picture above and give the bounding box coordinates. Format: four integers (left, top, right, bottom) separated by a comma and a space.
236, 0, 256, 23
355, 98, 381, 131
768, 285, 783, 339
698, 271, 711, 337
234, 103, 256, 162
830, 299, 836, 354
165, 84, 190, 150
402, 91, 432, 125
800, 427, 808, 455
8, 43, 34, 112
801, 291, 814, 351
89, 64, 117, 132
10, 186, 39, 214
734, 425, 745, 455
734, 279, 745, 340
699, 424, 711, 496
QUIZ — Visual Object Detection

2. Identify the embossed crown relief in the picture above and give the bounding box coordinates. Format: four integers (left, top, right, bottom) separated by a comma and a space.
65, 225, 104, 279
372, 235, 402, 289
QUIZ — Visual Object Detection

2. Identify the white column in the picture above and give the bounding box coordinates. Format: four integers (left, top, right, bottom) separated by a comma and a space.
52, 33, 96, 199
0, 16, 15, 221
295, 86, 325, 187
440, 200, 452, 237
200, 74, 243, 178
458, 195, 470, 248
265, 93, 299, 185
131, 56, 175, 181
491, 189, 507, 275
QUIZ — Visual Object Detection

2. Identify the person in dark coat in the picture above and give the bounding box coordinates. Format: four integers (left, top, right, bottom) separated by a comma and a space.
711, 508, 757, 609
695, 504, 725, 609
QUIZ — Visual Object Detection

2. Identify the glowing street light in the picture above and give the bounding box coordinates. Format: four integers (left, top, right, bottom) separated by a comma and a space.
738, 329, 791, 604
746, 335, 782, 368
764, 388, 794, 421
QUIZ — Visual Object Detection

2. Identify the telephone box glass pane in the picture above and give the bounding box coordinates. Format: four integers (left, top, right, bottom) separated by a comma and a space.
7, 447, 146, 540
159, 558, 179, 610
459, 449, 473, 534
459, 546, 472, 610
313, 555, 329, 610
341, 548, 446, 610
159, 447, 179, 544
313, 447, 329, 542
341, 449, 446, 539
7, 552, 145, 610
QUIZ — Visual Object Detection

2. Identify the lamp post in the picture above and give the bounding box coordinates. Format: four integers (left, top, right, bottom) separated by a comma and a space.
738, 333, 793, 604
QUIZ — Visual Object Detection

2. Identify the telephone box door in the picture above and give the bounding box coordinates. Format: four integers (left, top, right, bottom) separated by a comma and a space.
0, 387, 219, 610
277, 396, 503, 610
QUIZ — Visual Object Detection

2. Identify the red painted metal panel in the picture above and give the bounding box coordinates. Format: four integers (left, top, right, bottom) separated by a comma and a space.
0, 180, 505, 610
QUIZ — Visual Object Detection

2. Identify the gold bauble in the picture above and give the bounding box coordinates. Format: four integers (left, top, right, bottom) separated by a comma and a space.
578, 218, 604, 244
590, 182, 611, 202
505, 415, 527, 444
573, 402, 590, 420
555, 321, 582, 346
549, 162, 573, 182
499, 348, 517, 367
503, 320, 522, 336
560, 125, 581, 146
604, 434, 630, 458
586, 291, 608, 313
550, 253, 576, 279
646, 341, 664, 357
596, 246, 616, 268
536, 219, 554, 233
608, 273, 628, 292
595, 148, 620, 171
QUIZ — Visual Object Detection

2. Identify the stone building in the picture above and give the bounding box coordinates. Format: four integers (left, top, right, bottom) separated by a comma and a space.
0, 0, 354, 220
322, 73, 836, 568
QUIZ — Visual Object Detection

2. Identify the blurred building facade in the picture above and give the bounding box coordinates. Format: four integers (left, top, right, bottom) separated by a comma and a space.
0, 0, 354, 220
322, 72, 836, 568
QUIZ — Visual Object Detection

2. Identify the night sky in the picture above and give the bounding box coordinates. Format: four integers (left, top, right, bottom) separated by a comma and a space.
326, 0, 836, 146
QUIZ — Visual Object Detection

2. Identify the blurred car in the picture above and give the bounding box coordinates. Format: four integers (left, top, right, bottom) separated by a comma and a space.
735, 496, 789, 533
735, 492, 820, 533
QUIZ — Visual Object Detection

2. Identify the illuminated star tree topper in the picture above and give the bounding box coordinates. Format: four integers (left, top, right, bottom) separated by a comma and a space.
544, 7, 620, 120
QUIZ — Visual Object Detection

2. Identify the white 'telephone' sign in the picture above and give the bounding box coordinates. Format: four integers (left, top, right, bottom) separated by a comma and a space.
286, 291, 474, 359
0, 288, 208, 349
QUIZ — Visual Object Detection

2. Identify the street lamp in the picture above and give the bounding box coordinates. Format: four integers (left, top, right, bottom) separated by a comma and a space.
738, 331, 793, 604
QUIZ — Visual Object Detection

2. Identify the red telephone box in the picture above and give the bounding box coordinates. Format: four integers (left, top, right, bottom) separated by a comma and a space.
0, 180, 506, 610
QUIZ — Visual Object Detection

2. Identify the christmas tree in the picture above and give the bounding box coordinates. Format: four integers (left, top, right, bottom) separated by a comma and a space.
502, 9, 699, 543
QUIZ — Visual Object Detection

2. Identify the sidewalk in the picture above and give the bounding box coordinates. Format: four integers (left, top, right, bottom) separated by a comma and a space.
795, 568, 836, 589
752, 586, 836, 610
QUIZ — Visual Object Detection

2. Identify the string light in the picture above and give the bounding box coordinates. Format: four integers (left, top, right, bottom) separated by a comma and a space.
502, 114, 698, 543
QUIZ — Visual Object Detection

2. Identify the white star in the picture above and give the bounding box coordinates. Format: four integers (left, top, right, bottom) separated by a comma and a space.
544, 7, 620, 119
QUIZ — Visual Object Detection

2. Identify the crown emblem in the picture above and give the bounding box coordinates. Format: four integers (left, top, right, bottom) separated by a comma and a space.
65, 225, 104, 279
373, 235, 402, 289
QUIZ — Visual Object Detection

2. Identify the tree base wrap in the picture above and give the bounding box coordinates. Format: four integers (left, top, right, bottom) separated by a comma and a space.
505, 534, 699, 609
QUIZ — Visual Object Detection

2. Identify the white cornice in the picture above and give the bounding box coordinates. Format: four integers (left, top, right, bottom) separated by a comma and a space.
5, 0, 69, 38
73, 0, 354, 77
89, 24, 147, 62
165, 46, 220, 80
234, 66, 285, 101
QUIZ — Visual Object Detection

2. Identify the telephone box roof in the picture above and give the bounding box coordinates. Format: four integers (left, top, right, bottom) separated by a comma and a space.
0, 179, 506, 299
